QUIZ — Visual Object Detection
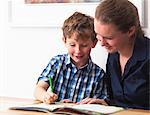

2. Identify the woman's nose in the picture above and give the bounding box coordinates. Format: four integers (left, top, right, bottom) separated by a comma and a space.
97, 36, 106, 46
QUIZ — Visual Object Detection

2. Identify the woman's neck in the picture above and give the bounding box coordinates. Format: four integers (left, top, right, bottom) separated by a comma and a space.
119, 40, 135, 75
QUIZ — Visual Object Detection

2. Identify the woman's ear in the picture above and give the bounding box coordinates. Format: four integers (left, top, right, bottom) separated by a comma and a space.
128, 26, 136, 38
92, 39, 98, 48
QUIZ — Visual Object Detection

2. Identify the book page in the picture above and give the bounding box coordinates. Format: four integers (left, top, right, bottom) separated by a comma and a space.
72, 104, 124, 114
9, 102, 124, 114
26, 103, 74, 111
10, 102, 75, 112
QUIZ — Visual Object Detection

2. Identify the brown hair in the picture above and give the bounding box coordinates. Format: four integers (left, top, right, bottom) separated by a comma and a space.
95, 0, 144, 38
62, 12, 97, 42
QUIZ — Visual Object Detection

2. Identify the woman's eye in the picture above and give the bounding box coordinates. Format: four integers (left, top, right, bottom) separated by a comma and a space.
105, 37, 112, 40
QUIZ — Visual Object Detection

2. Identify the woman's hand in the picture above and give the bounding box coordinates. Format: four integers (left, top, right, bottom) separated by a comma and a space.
77, 98, 108, 105
61, 99, 74, 103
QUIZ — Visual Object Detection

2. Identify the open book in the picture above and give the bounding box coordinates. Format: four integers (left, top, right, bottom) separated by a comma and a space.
9, 102, 124, 114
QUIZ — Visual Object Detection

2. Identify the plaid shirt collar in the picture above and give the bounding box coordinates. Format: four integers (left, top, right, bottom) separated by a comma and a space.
65, 54, 93, 72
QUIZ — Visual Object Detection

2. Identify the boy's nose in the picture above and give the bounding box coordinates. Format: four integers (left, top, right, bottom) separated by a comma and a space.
75, 46, 81, 53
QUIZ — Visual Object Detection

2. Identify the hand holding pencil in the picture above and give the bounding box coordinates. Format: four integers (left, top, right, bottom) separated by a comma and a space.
43, 91, 58, 104
43, 76, 58, 104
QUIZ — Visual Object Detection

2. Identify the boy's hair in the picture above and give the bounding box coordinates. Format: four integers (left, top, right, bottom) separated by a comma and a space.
62, 12, 97, 42
95, 0, 144, 38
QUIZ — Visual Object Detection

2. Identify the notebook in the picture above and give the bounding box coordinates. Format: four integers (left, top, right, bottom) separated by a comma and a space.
9, 102, 124, 115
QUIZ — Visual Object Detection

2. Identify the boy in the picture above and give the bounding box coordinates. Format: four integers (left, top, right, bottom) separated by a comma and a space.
34, 12, 107, 104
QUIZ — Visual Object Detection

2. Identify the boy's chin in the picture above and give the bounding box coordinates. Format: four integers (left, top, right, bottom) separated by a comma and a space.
75, 61, 86, 67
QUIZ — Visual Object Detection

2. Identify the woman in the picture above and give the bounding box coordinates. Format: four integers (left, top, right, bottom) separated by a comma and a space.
78, 0, 150, 110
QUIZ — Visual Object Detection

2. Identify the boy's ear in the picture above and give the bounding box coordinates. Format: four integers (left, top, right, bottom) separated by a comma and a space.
92, 39, 98, 48
62, 37, 66, 43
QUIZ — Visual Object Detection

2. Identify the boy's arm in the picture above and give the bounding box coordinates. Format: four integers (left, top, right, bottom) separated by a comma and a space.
34, 81, 49, 102
34, 81, 58, 104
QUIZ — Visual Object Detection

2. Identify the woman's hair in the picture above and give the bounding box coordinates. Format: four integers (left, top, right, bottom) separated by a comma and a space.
95, 0, 144, 38
62, 12, 96, 42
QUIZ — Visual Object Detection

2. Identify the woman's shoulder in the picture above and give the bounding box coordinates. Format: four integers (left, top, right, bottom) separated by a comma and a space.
138, 36, 150, 44
140, 36, 150, 57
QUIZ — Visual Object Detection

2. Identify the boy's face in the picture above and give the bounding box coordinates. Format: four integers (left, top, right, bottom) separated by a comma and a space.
64, 33, 96, 68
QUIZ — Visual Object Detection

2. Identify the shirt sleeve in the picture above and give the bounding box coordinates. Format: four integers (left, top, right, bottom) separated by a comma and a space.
37, 57, 58, 85
92, 69, 108, 99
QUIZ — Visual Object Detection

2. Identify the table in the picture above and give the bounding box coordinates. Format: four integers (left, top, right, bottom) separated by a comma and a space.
0, 96, 150, 115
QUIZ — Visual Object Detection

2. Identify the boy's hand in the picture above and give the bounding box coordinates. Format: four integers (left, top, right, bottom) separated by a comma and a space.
43, 92, 58, 104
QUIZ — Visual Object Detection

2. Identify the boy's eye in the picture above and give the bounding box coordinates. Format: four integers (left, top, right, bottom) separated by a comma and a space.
69, 44, 75, 47
81, 44, 88, 47
68, 43, 88, 47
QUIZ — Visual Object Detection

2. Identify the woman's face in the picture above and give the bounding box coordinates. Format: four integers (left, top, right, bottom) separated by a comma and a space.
94, 19, 131, 54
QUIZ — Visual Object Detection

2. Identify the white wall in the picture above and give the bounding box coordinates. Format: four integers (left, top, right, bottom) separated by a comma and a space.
0, 0, 149, 99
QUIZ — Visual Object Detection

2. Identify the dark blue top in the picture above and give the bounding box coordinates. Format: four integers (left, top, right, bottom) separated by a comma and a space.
106, 36, 150, 110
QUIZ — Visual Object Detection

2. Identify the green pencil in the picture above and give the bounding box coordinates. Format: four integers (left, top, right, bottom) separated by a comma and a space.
48, 76, 53, 92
